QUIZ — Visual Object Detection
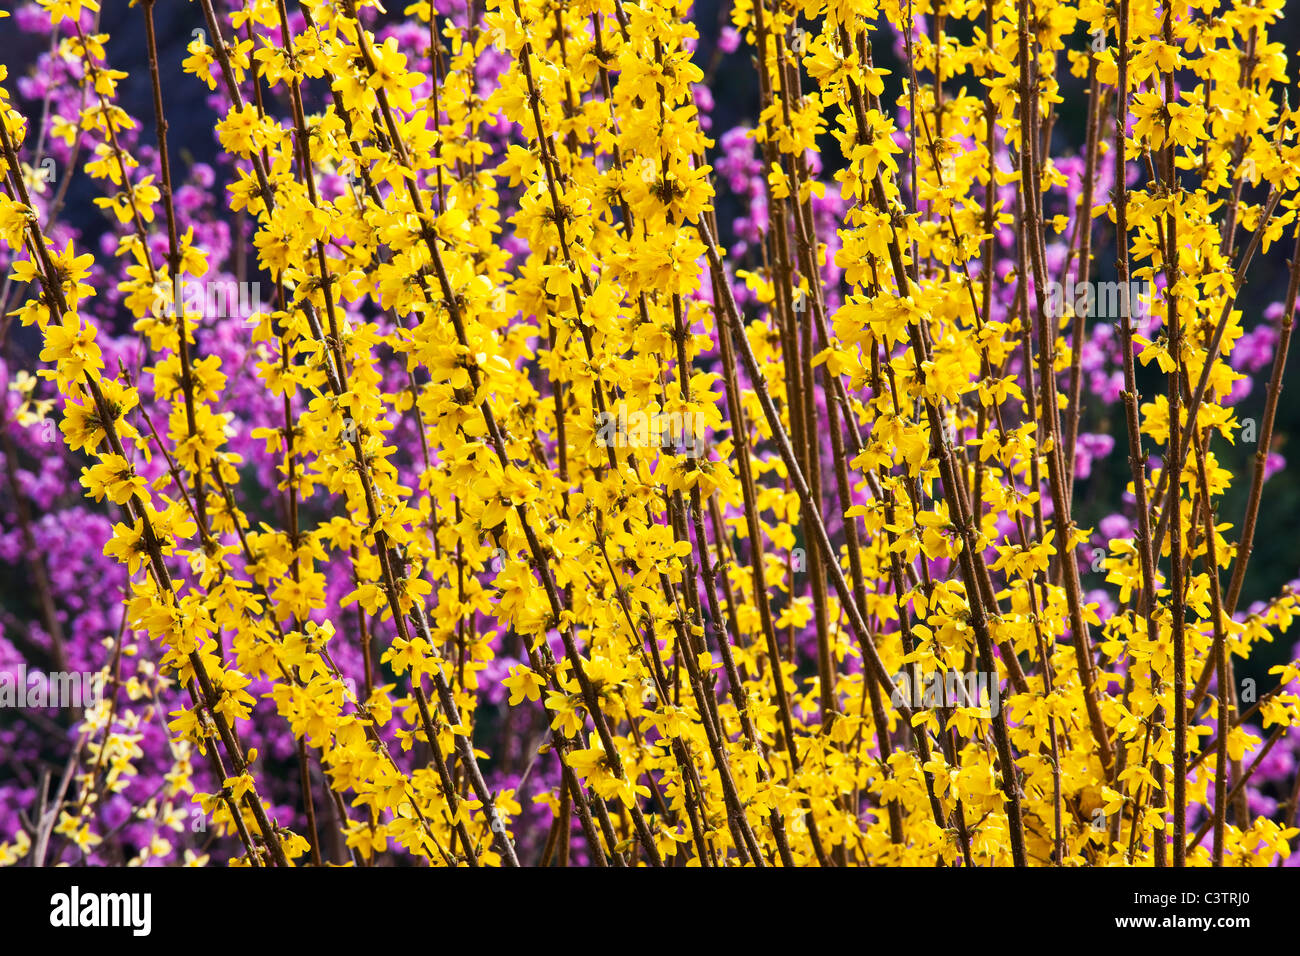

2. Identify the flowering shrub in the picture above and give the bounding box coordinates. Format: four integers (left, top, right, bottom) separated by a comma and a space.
0, 0, 1299, 867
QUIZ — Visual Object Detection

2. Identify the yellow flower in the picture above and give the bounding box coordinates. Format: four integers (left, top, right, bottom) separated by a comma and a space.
36, 0, 99, 24
502, 665, 545, 706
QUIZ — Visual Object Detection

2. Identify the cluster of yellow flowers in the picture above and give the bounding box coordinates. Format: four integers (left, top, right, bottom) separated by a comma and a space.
2, 0, 1299, 866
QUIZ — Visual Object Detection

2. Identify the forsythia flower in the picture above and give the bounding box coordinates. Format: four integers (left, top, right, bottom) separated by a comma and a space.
0, 0, 1298, 873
